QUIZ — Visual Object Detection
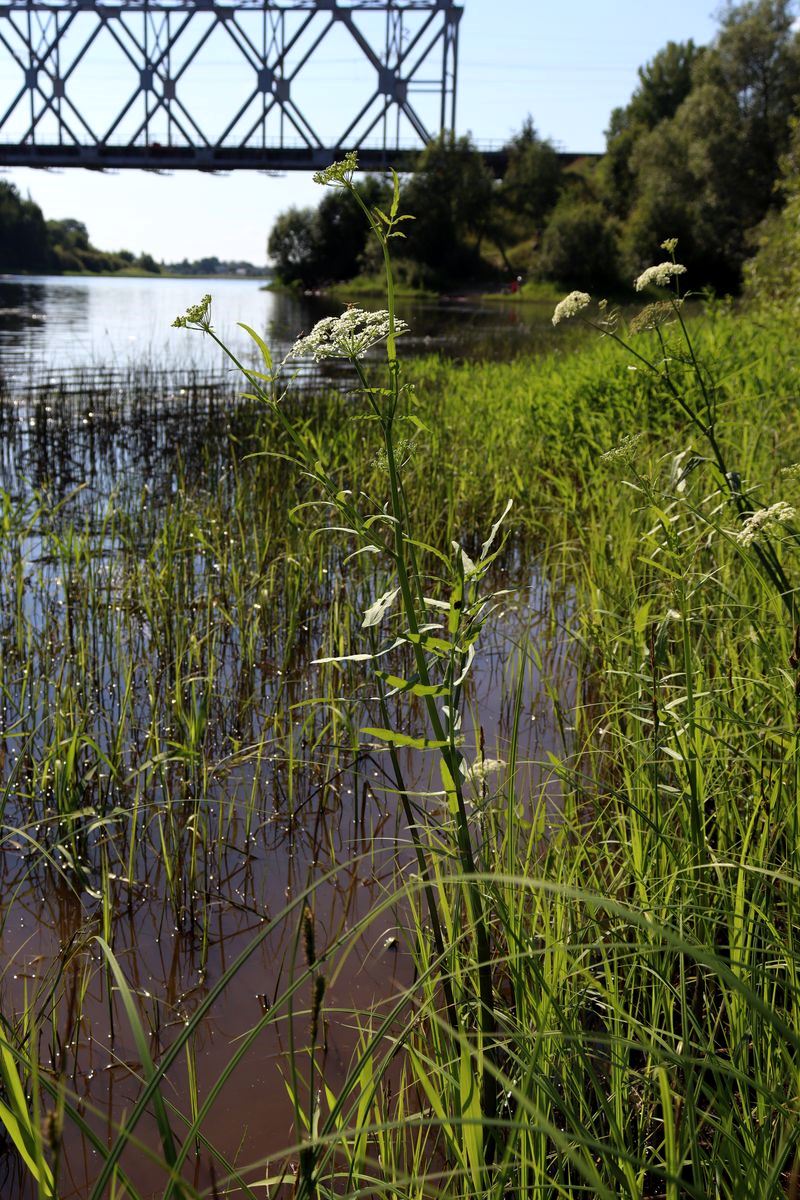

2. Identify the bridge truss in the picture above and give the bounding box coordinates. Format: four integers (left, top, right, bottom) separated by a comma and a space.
0, 0, 462, 170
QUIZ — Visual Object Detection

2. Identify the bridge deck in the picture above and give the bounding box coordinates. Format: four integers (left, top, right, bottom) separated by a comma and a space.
0, 143, 596, 175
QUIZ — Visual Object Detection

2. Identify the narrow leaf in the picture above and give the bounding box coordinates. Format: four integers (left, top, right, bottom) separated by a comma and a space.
362, 587, 400, 629
480, 498, 513, 561
237, 322, 273, 372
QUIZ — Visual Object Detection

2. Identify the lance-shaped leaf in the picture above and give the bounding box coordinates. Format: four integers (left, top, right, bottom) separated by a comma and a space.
480, 498, 514, 561
375, 670, 449, 698
362, 727, 451, 750
362, 586, 400, 628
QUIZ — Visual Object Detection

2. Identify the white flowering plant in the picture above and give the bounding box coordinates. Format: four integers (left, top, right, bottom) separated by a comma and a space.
552, 237, 797, 621
173, 156, 508, 1156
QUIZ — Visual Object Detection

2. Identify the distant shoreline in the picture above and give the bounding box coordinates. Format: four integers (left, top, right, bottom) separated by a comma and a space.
2, 270, 273, 281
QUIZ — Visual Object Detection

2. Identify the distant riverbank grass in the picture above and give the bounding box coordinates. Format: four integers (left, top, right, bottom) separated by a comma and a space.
262, 270, 436, 300
2, 175, 800, 1198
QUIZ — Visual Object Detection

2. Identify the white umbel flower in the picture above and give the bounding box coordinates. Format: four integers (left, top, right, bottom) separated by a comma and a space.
734, 501, 796, 546
290, 308, 409, 361
634, 262, 687, 291
552, 291, 591, 326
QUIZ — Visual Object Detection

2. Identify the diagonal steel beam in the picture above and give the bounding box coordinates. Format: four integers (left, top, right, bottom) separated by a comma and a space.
0, 1, 465, 170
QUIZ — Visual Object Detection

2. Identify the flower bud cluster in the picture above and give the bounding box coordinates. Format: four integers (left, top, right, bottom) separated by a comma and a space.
312, 151, 359, 187
172, 294, 212, 329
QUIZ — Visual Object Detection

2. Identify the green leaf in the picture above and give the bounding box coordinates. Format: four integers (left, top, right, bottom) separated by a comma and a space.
361, 727, 450, 750
375, 670, 449, 698
460, 1042, 483, 1191
95, 938, 181, 1189
448, 581, 463, 635
390, 168, 401, 220
403, 413, 431, 435
237, 322, 273, 372
362, 586, 400, 628
480, 498, 513, 561
406, 631, 455, 656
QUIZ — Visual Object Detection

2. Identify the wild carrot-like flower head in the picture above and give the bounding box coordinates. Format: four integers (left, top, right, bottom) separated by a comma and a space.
634, 262, 686, 291
552, 291, 591, 326
313, 152, 359, 187
290, 308, 409, 361
734, 501, 795, 546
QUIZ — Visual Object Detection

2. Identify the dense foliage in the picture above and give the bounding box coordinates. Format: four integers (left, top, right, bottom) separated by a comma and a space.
0, 180, 52, 272
267, 0, 800, 294
0, 184, 266, 275
745, 113, 800, 307
0, 187, 161, 274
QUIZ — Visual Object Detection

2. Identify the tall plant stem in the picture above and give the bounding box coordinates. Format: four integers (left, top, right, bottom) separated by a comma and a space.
348, 185, 499, 1143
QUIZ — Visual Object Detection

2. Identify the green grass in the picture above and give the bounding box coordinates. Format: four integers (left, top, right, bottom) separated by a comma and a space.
1, 288, 800, 1197
480, 279, 563, 303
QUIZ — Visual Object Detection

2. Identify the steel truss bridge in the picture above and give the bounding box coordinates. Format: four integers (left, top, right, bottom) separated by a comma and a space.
0, 0, 470, 171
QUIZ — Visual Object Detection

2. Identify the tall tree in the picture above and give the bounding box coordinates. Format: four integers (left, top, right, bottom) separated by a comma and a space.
0, 181, 52, 272
401, 135, 495, 280
601, 40, 703, 218
622, 0, 800, 288
745, 114, 800, 307
500, 118, 563, 232
267, 207, 319, 286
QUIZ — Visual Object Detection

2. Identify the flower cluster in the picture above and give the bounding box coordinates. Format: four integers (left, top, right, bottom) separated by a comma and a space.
172, 294, 212, 329
628, 300, 678, 335
312, 152, 359, 188
734, 501, 796, 546
290, 308, 409, 361
552, 291, 591, 326
600, 432, 644, 465
634, 262, 687, 291
463, 756, 506, 802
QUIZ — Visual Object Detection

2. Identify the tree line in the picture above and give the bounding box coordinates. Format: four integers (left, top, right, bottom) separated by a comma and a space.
0, 191, 265, 276
0, 195, 162, 275
269, 0, 800, 296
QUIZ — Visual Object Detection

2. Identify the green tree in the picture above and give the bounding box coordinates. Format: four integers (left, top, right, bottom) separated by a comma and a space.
500, 118, 563, 231
601, 40, 703, 218
744, 115, 800, 308
267, 206, 319, 286
538, 198, 621, 290
136, 252, 161, 274
0, 181, 52, 272
622, 0, 800, 288
267, 176, 389, 286
401, 135, 495, 280
47, 218, 90, 251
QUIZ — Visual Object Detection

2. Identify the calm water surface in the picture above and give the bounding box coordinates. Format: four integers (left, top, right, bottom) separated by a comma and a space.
0, 272, 577, 1198
0, 273, 570, 383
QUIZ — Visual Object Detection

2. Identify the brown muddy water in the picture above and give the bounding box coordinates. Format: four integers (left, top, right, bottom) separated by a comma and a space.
0, 299, 576, 1197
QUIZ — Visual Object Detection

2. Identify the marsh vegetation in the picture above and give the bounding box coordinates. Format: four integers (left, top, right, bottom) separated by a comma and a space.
1, 132, 800, 1200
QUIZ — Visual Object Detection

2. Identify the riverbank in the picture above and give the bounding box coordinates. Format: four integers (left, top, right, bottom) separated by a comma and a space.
262, 271, 436, 300
62, 268, 272, 280
1, 302, 799, 1197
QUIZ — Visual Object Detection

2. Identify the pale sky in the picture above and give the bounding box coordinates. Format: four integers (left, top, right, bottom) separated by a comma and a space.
1, 1, 720, 264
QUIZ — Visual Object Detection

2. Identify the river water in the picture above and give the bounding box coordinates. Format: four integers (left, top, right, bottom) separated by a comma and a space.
0, 272, 571, 383
0, 272, 577, 1199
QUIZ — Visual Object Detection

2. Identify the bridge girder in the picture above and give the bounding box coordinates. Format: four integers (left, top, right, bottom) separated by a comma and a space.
0, 0, 462, 171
